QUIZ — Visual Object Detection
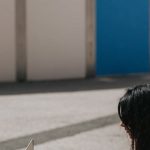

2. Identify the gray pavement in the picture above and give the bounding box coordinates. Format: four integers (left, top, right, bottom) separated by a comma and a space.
0, 75, 149, 150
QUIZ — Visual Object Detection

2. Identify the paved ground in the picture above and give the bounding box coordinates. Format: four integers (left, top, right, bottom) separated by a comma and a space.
0, 75, 149, 150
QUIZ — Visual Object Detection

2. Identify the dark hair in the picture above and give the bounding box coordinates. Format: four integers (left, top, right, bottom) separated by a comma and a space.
118, 84, 150, 150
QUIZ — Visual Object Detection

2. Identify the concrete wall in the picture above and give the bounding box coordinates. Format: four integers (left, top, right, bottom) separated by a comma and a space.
26, 0, 87, 80
0, 0, 16, 82
0, 0, 93, 82
96, 0, 149, 75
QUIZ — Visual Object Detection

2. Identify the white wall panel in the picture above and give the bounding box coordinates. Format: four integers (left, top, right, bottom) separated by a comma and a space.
27, 0, 86, 80
0, 0, 16, 82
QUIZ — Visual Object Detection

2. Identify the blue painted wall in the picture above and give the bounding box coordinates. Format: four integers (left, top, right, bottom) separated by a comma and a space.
96, 0, 149, 75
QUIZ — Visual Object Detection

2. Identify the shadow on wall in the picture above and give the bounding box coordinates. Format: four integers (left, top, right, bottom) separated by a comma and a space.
0, 74, 150, 95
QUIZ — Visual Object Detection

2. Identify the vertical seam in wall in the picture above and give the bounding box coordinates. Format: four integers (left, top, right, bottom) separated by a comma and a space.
86, 0, 96, 78
16, 0, 26, 82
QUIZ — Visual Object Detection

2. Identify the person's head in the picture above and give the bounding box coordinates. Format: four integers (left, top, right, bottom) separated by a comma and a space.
118, 84, 150, 150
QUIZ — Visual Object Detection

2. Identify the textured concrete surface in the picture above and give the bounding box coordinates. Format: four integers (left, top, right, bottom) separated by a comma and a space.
0, 75, 149, 150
